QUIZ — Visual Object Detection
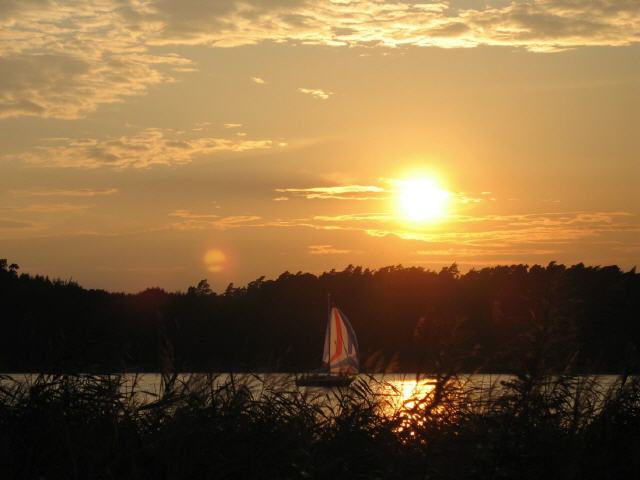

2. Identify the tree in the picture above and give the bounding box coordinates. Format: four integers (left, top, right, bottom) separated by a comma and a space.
187, 279, 212, 296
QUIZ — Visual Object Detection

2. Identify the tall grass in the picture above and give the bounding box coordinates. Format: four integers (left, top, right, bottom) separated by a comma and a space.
1, 372, 639, 479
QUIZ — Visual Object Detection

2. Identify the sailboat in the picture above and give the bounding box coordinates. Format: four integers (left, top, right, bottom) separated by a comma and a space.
296, 298, 359, 387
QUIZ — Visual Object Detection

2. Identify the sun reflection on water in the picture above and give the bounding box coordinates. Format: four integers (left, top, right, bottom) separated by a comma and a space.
375, 376, 438, 436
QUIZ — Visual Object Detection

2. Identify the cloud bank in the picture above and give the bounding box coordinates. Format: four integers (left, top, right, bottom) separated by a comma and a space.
2, 1, 638, 118
142, 0, 639, 52
0, 1, 194, 119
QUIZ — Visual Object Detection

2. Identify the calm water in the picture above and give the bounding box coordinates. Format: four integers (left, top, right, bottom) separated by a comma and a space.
3, 372, 622, 415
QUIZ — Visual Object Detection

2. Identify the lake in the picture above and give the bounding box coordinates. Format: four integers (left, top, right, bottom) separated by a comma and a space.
2, 372, 623, 416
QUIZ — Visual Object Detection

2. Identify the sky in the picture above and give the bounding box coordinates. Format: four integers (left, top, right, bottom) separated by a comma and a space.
0, 0, 639, 292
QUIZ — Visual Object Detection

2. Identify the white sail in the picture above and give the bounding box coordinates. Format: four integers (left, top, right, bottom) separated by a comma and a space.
322, 306, 359, 375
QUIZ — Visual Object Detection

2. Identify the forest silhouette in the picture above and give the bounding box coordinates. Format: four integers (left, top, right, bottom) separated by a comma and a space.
1, 259, 638, 373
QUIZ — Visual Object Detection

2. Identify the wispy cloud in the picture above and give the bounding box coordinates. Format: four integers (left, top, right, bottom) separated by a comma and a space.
268, 210, 639, 260
0, 218, 38, 230
191, 122, 212, 132
11, 203, 94, 213
416, 248, 560, 258
312, 213, 393, 223
457, 192, 495, 204
275, 182, 496, 204
370, 212, 638, 246
0, 215, 47, 238
9, 127, 280, 169
11, 188, 118, 198
275, 185, 387, 200
308, 244, 353, 255
224, 123, 242, 129
164, 200, 636, 260
251, 76, 266, 84
298, 88, 333, 100
168, 210, 261, 231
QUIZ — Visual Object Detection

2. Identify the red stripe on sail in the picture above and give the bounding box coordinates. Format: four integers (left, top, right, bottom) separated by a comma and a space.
330, 309, 343, 363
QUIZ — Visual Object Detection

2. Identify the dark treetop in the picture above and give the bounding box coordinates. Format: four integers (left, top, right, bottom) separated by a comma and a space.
1, 259, 638, 373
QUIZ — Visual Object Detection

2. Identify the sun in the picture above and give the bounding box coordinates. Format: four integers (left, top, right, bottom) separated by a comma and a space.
396, 177, 450, 223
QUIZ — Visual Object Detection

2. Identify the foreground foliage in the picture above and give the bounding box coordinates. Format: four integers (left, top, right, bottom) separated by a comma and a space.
1, 372, 639, 479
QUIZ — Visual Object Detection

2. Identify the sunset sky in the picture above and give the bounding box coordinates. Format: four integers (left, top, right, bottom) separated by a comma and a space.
1, 0, 638, 292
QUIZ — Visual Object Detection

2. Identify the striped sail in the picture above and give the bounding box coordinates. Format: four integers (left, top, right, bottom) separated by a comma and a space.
322, 306, 359, 375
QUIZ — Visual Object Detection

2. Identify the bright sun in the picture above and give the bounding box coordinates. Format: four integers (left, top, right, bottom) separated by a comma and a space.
396, 177, 450, 223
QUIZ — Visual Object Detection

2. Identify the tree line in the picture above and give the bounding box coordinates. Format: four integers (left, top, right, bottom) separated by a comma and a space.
1, 259, 638, 373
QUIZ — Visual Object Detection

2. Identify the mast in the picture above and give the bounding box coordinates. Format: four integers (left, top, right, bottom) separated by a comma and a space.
322, 293, 332, 372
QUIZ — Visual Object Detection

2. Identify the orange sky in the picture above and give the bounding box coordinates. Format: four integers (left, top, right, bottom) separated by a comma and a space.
0, 1, 638, 292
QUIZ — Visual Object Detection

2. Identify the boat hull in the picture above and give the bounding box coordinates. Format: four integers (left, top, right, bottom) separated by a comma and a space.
295, 374, 355, 388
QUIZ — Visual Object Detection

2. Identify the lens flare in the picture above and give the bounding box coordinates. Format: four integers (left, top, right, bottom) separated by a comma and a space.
204, 249, 226, 272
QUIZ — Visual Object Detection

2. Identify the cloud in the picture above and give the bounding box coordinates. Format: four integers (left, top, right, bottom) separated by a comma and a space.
0, 218, 37, 229
267, 210, 638, 257
0, 2, 194, 119
191, 122, 212, 132
11, 188, 118, 197
312, 213, 392, 223
168, 210, 261, 230
275, 185, 387, 200
276, 182, 497, 204
2, 1, 637, 118
224, 123, 243, 128
11, 203, 94, 213
171, 203, 633, 264
9, 127, 279, 169
308, 244, 353, 255
376, 212, 637, 246
0, 214, 45, 236
142, 0, 640, 52
251, 76, 266, 84
416, 248, 560, 259
456, 192, 495, 204
298, 88, 333, 100
96, 265, 186, 274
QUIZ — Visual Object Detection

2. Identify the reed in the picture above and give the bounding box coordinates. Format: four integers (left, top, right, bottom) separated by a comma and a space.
1, 371, 639, 479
